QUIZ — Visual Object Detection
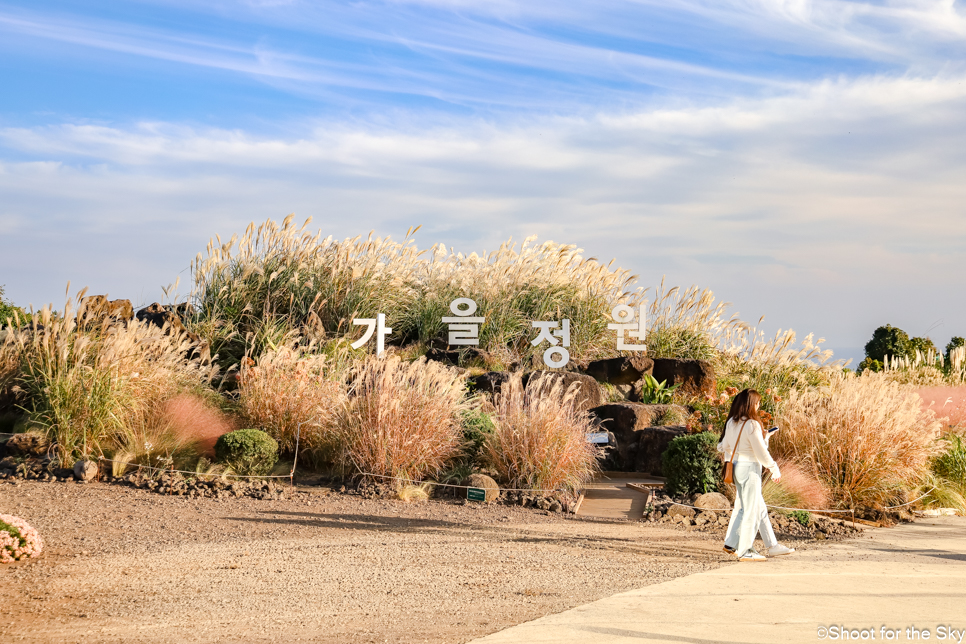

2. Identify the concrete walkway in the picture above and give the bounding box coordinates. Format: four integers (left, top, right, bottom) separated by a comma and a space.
470, 516, 966, 644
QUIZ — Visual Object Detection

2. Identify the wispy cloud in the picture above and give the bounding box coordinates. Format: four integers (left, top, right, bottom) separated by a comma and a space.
7, 0, 960, 114
2, 72, 964, 344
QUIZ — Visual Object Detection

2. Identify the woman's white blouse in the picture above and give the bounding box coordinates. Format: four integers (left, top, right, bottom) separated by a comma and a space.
717, 418, 781, 478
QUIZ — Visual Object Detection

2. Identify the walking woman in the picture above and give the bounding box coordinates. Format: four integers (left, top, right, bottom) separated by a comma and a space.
717, 389, 794, 561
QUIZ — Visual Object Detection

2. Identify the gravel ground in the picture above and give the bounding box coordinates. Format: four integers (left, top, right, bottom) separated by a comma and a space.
1, 477, 830, 644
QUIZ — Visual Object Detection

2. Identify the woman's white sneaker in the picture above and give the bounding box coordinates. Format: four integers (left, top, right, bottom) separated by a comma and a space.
738, 550, 767, 562
767, 544, 796, 556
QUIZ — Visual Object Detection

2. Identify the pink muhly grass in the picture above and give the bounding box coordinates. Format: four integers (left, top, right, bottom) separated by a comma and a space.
762, 459, 830, 511
917, 386, 966, 432
160, 394, 238, 458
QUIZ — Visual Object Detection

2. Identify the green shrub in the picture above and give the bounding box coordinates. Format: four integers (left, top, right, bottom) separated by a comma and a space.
945, 337, 965, 363
933, 434, 966, 487
0, 285, 31, 327
909, 337, 936, 357
661, 431, 722, 497
460, 406, 496, 463
215, 428, 279, 476
788, 510, 810, 526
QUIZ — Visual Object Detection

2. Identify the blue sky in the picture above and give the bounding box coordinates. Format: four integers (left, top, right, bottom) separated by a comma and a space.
2, 0, 966, 362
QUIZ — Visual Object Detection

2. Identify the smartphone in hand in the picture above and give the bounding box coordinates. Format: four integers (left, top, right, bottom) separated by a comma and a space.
767, 426, 780, 434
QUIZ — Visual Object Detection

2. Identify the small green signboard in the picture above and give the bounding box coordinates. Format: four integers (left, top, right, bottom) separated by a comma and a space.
467, 487, 487, 502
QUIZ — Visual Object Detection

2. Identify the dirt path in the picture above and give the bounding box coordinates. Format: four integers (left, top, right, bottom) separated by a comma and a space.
3, 477, 754, 643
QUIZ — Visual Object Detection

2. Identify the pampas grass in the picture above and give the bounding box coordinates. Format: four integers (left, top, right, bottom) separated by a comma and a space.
643, 279, 748, 361
483, 375, 600, 493
237, 345, 347, 468
773, 370, 941, 509
6, 290, 218, 465
190, 219, 641, 368
334, 356, 470, 482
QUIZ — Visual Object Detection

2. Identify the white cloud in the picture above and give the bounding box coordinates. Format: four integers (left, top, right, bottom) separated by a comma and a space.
1, 72, 965, 346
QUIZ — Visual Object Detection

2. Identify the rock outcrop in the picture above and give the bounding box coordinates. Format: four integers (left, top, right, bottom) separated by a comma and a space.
590, 402, 688, 473
651, 358, 716, 397
523, 371, 602, 413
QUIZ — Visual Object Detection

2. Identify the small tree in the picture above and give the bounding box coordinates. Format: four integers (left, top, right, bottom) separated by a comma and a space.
864, 325, 911, 363
908, 337, 936, 357
946, 337, 965, 363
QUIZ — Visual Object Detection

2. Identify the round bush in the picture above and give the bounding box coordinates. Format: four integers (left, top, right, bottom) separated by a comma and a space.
1, 514, 44, 563
215, 429, 279, 476
661, 431, 723, 498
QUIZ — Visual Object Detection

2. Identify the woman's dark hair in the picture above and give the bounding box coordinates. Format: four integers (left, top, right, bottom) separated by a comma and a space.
726, 389, 762, 428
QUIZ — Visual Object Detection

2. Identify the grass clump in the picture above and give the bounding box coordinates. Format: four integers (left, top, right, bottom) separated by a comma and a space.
190, 216, 424, 367
644, 281, 747, 361
933, 433, 966, 486
760, 459, 829, 511
215, 428, 279, 476
6, 291, 218, 467
773, 370, 941, 509
189, 219, 640, 370
661, 431, 722, 497
919, 433, 966, 512
237, 344, 348, 469
483, 376, 600, 493
333, 356, 470, 482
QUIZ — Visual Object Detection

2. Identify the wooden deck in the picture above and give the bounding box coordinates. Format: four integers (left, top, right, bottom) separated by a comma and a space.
575, 473, 665, 520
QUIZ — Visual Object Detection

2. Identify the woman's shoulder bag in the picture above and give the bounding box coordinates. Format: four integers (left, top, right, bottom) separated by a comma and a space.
722, 420, 749, 485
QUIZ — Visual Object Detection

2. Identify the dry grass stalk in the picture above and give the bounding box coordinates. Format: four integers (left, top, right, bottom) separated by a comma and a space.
484, 375, 600, 493
334, 356, 470, 481
772, 370, 941, 509
642, 278, 749, 361
396, 482, 433, 502
883, 349, 946, 386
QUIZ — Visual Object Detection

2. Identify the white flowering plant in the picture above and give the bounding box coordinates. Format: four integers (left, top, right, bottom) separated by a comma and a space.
0, 514, 44, 563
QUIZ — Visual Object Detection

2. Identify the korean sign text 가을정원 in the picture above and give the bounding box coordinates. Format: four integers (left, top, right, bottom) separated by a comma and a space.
350, 299, 648, 362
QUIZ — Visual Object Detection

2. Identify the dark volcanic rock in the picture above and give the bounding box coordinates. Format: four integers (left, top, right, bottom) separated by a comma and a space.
78, 295, 134, 327
590, 402, 688, 474
651, 359, 716, 397
636, 426, 687, 476
136, 303, 209, 360
523, 371, 602, 413
583, 356, 654, 386
468, 371, 511, 396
